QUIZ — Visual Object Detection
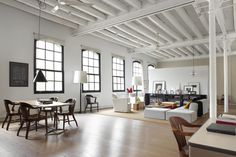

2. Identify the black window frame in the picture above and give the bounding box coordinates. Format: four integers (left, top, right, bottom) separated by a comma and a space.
132, 61, 143, 91
34, 39, 65, 94
112, 56, 125, 92
81, 49, 101, 93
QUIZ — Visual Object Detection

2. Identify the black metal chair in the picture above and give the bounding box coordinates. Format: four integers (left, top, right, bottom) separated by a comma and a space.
84, 95, 99, 113
2, 100, 21, 130
17, 102, 48, 139
55, 98, 78, 130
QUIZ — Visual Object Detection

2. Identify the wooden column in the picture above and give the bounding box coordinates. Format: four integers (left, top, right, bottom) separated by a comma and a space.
209, 0, 217, 118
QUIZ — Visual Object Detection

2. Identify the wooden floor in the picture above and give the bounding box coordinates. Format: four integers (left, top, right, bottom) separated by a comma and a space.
0, 105, 235, 157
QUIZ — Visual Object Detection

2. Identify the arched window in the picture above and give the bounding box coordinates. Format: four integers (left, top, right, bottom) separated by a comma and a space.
132, 61, 143, 91
147, 64, 155, 80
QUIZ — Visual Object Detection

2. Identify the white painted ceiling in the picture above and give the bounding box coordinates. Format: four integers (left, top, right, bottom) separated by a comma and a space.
1, 0, 236, 61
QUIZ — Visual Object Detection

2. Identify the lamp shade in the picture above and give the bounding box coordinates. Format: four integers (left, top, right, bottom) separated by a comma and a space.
132, 76, 142, 86
73, 71, 87, 83
33, 70, 47, 82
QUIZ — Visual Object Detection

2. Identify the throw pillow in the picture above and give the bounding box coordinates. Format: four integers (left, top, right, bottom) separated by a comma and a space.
184, 101, 192, 109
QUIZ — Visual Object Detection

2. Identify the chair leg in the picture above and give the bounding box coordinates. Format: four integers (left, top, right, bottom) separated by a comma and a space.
90, 104, 92, 112
67, 115, 70, 125
26, 122, 30, 139
2, 115, 8, 128
35, 121, 38, 132
45, 118, 48, 134
50, 111, 53, 121
72, 114, 78, 127
84, 104, 88, 113
17, 121, 24, 136
6, 115, 12, 130
97, 103, 99, 112
63, 115, 65, 130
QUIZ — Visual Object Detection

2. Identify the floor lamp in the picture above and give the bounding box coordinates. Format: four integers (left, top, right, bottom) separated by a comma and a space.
73, 71, 88, 113
132, 76, 142, 103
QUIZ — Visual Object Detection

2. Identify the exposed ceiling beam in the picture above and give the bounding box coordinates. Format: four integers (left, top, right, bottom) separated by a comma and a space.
116, 24, 156, 45
166, 49, 182, 57
74, 0, 195, 36
216, 8, 227, 35
161, 50, 176, 58
171, 48, 188, 56
124, 0, 142, 9
192, 3, 209, 32
145, 52, 163, 60
81, 0, 117, 16
175, 7, 203, 38
126, 21, 166, 44
148, 15, 183, 41
91, 32, 135, 49
102, 0, 129, 12
163, 11, 193, 40
46, 0, 96, 22
16, 0, 88, 26
0, 0, 78, 29
138, 18, 175, 43
178, 47, 194, 56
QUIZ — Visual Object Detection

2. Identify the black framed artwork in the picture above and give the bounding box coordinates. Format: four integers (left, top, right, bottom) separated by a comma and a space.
9, 62, 28, 87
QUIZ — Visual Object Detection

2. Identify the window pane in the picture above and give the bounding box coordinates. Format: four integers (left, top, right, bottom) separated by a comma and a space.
55, 52, 62, 61
94, 53, 99, 59
83, 83, 88, 90
46, 81, 54, 91
55, 82, 62, 91
36, 82, 45, 91
94, 60, 99, 67
55, 72, 62, 81
83, 58, 88, 66
36, 59, 45, 69
95, 83, 99, 90
89, 67, 93, 73
55, 44, 62, 52
89, 59, 93, 66
46, 61, 53, 70
89, 51, 93, 58
83, 66, 88, 73
46, 42, 53, 51
46, 71, 54, 81
46, 51, 53, 60
83, 50, 88, 57
89, 83, 94, 90
95, 76, 99, 82
36, 40, 45, 49
94, 68, 99, 74
36, 49, 45, 59
89, 75, 94, 82
54, 62, 62, 71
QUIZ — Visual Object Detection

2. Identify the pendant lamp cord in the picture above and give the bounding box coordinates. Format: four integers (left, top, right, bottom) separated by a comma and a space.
38, 0, 45, 39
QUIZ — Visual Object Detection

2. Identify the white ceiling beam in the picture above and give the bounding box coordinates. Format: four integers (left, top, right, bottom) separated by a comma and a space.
116, 24, 156, 45
194, 45, 207, 55
160, 50, 176, 58
192, 3, 209, 32
138, 18, 175, 43
171, 48, 188, 56
99, 30, 142, 47
167, 49, 182, 57
124, 0, 142, 9
0, 0, 78, 29
75, 0, 195, 36
146, 0, 157, 3
175, 7, 203, 38
145, 52, 165, 60
91, 32, 135, 49
216, 8, 227, 35
233, 0, 236, 32
126, 21, 166, 44
46, 0, 96, 22
163, 11, 193, 40
73, 4, 106, 20
102, 0, 129, 12
81, 0, 117, 16
178, 47, 194, 56
148, 15, 184, 41
16, 0, 88, 26
107, 27, 149, 46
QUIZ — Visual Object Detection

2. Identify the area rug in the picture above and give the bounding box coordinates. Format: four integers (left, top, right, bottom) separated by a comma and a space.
97, 109, 169, 124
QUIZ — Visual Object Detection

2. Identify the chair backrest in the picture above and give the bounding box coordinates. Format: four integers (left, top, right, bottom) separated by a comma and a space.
19, 102, 36, 120
85, 95, 95, 104
4, 99, 15, 114
65, 98, 76, 114
169, 117, 187, 151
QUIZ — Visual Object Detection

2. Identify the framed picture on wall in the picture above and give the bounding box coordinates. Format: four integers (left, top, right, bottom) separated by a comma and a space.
183, 85, 193, 94
153, 81, 166, 93
9, 62, 29, 87
188, 82, 200, 94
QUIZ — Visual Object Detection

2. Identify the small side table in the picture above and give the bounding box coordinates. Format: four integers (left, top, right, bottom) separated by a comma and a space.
133, 103, 139, 110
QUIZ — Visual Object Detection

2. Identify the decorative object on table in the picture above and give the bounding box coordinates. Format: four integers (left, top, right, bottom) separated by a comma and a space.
152, 81, 166, 93
183, 85, 193, 94
162, 90, 167, 94
9, 62, 29, 87
132, 76, 143, 103
126, 87, 133, 93
73, 71, 87, 113
175, 89, 182, 95
188, 82, 200, 94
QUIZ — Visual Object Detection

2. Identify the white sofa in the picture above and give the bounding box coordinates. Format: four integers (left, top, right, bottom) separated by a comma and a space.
144, 108, 170, 120
112, 94, 131, 113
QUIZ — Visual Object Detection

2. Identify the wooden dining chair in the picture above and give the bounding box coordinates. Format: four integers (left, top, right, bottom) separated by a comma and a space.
85, 95, 99, 113
17, 102, 48, 139
169, 117, 201, 157
55, 98, 78, 130
2, 100, 21, 130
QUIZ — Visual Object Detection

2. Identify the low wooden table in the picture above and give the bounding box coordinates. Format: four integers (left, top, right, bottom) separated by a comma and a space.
133, 102, 144, 110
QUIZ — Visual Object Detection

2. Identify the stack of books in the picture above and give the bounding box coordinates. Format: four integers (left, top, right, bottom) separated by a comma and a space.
216, 114, 236, 126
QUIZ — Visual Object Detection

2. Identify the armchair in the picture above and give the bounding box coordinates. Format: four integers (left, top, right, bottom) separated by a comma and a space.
112, 94, 131, 113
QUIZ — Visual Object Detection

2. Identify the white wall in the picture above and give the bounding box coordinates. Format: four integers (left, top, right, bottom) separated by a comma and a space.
0, 4, 157, 118
148, 66, 209, 95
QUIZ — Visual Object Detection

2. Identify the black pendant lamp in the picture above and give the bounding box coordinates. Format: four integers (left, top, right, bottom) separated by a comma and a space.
33, 70, 47, 82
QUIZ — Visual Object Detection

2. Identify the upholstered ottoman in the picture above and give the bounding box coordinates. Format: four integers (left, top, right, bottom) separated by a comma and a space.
144, 108, 171, 120
166, 109, 197, 123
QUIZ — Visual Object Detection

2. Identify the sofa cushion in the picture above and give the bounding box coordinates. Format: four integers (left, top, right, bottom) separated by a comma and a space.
166, 109, 197, 123
144, 108, 171, 120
